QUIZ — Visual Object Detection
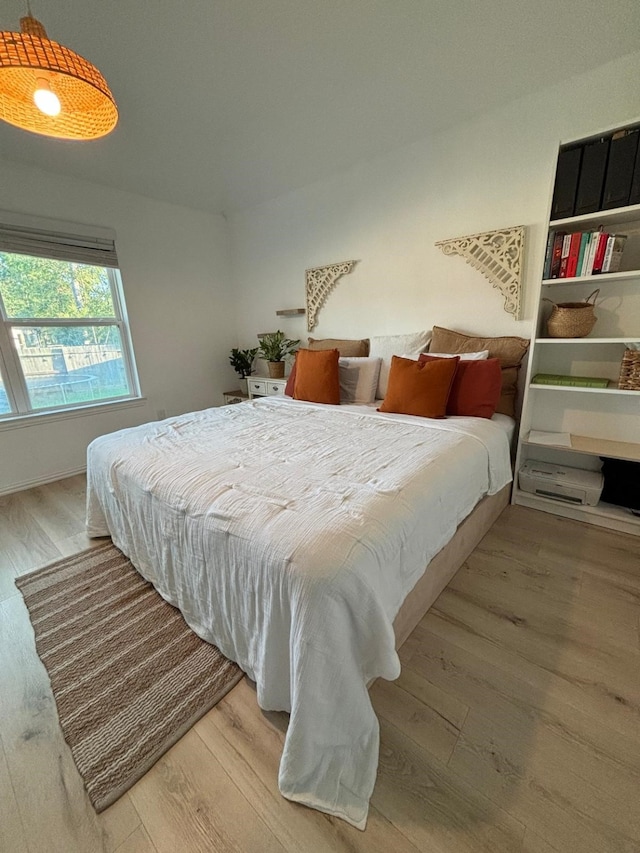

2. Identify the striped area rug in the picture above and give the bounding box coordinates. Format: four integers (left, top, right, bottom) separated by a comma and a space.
15, 541, 243, 812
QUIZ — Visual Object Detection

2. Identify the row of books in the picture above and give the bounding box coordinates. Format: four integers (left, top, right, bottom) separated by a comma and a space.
544, 229, 627, 279
532, 373, 610, 388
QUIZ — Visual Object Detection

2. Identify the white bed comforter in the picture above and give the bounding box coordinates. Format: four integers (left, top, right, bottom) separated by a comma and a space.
86, 396, 512, 828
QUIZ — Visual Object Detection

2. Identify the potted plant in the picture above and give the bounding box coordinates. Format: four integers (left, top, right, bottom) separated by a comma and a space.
229, 347, 258, 394
258, 331, 299, 378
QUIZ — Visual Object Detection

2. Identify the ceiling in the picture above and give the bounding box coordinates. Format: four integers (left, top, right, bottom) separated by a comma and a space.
0, 0, 638, 215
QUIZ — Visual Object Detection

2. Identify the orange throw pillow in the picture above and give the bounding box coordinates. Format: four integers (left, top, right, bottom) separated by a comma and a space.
293, 348, 340, 404
420, 354, 502, 418
378, 355, 458, 418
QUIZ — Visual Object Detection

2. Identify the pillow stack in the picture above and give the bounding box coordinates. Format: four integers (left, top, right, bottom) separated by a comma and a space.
368, 331, 432, 399
378, 352, 502, 419
280, 326, 528, 418
420, 354, 502, 419
285, 352, 382, 405
428, 326, 530, 417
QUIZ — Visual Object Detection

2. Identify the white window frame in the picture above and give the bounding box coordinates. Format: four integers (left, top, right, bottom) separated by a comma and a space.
0, 212, 141, 421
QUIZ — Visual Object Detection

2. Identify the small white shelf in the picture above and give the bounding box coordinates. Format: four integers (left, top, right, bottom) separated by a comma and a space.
550, 202, 640, 230
513, 488, 640, 535
534, 337, 640, 344
542, 269, 640, 286
512, 488, 640, 536
522, 432, 640, 462
529, 384, 638, 395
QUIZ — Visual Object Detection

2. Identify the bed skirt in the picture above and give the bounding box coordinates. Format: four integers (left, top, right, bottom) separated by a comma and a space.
393, 483, 510, 648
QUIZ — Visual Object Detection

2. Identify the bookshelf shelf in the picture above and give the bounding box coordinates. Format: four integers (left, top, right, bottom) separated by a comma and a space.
512, 488, 640, 536
529, 384, 638, 395
550, 202, 640, 230
534, 337, 640, 344
522, 432, 640, 462
513, 118, 640, 535
542, 269, 640, 286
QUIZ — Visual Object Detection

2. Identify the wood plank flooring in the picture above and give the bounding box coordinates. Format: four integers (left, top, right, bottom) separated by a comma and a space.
0, 475, 638, 853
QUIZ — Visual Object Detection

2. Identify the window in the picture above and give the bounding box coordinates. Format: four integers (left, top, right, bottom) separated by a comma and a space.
0, 214, 139, 419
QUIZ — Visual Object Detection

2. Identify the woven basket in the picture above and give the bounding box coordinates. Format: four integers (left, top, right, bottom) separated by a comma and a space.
618, 348, 640, 390
268, 361, 285, 378
543, 289, 599, 338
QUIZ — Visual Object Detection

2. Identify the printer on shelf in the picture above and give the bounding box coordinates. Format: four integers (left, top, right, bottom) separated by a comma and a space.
519, 460, 604, 506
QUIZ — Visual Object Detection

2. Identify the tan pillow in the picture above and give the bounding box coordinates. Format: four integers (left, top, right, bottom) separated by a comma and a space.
429, 326, 530, 417
308, 337, 369, 357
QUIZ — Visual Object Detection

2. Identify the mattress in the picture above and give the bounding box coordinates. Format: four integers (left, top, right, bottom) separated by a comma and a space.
86, 396, 512, 828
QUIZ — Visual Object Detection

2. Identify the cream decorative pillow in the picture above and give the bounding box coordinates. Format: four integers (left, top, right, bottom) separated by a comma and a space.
369, 331, 432, 399
401, 350, 489, 361
339, 357, 382, 404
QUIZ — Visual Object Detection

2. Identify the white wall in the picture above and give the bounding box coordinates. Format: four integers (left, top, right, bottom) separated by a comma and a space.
0, 160, 236, 494
230, 52, 640, 353
3, 50, 639, 494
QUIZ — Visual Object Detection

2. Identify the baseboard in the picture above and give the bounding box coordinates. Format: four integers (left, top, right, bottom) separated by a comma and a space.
0, 466, 87, 497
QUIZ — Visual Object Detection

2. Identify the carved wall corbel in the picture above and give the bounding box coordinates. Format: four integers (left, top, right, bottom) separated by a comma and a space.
305, 260, 357, 331
435, 226, 525, 319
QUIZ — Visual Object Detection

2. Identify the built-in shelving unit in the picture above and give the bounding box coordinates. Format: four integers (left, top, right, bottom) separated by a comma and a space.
512, 120, 640, 535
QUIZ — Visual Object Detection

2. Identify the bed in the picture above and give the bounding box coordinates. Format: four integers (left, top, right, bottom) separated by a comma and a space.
86, 394, 513, 828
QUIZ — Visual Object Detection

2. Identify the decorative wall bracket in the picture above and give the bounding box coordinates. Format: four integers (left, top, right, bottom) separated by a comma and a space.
435, 226, 525, 319
305, 260, 357, 332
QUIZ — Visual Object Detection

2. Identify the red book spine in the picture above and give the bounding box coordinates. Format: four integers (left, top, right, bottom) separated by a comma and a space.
565, 232, 582, 278
592, 232, 610, 274
550, 232, 566, 278
558, 234, 572, 278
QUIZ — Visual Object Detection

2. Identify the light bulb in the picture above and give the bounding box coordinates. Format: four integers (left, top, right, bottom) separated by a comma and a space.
34, 80, 61, 116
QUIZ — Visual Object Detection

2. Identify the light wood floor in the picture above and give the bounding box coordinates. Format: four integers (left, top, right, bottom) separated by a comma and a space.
1, 475, 639, 853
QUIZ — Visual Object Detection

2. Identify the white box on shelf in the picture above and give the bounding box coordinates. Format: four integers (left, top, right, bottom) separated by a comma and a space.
518, 460, 603, 506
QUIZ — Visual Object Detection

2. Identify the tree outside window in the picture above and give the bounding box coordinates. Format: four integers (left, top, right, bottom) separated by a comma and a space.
0, 250, 139, 417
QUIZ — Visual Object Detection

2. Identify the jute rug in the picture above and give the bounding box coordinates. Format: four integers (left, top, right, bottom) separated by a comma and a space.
15, 541, 244, 812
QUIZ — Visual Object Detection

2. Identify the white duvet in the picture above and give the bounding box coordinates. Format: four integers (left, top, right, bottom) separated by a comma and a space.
86, 396, 512, 828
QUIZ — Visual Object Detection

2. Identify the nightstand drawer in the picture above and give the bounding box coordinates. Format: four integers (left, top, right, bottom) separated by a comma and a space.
248, 379, 268, 396
265, 381, 285, 396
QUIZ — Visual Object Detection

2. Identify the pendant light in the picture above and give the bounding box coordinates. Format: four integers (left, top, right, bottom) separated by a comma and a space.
0, 4, 118, 140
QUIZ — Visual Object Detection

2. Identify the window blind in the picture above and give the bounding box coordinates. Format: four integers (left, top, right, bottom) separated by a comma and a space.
0, 219, 118, 268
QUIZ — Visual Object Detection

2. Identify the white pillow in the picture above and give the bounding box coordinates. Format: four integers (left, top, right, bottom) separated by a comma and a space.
369, 331, 432, 399
428, 349, 489, 360
339, 357, 382, 404
400, 349, 490, 361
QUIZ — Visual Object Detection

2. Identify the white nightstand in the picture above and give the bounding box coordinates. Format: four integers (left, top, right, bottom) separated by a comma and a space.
247, 377, 287, 399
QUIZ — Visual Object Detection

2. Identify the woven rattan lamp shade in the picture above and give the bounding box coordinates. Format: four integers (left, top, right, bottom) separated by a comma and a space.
0, 15, 117, 140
